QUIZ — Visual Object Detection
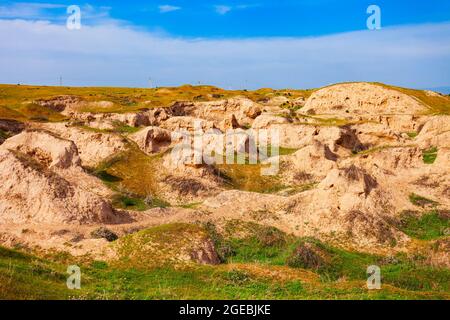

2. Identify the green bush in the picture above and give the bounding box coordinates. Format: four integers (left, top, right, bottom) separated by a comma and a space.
422, 146, 438, 164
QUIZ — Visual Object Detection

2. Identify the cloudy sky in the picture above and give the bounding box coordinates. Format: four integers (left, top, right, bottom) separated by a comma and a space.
1, 0, 450, 89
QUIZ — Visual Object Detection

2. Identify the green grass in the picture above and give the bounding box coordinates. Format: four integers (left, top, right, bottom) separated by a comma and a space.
409, 193, 439, 208
422, 146, 438, 164
217, 228, 377, 281
0, 128, 9, 140
0, 247, 77, 299
0, 84, 313, 116
269, 145, 299, 156
209, 221, 449, 289
352, 145, 414, 156
76, 121, 141, 135
90, 142, 171, 208
178, 202, 203, 209
1, 222, 449, 300
406, 132, 418, 139
397, 211, 449, 240
214, 162, 287, 193
280, 101, 303, 111
112, 195, 149, 211
114, 124, 141, 134
111, 193, 169, 211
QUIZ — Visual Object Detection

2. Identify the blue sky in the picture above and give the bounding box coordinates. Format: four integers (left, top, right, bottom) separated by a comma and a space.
1, 1, 450, 89
2, 0, 450, 37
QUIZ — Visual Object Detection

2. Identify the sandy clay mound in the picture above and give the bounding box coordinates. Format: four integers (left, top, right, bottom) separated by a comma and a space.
0, 130, 126, 224
0, 82, 448, 260
201, 164, 411, 251
302, 83, 427, 116
36, 122, 127, 167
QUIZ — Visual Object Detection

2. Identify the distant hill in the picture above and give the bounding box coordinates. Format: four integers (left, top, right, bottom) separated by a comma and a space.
425, 86, 450, 94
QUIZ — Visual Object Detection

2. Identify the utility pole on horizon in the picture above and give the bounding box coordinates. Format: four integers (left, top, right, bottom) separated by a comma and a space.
59, 76, 62, 86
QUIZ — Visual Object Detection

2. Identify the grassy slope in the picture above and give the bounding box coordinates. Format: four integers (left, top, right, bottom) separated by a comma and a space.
312, 82, 450, 115
374, 83, 450, 115
0, 84, 313, 120
90, 141, 170, 210
1, 82, 449, 121
1, 223, 448, 300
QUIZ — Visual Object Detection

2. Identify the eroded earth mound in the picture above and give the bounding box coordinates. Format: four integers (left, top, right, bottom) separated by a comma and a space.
0, 82, 448, 272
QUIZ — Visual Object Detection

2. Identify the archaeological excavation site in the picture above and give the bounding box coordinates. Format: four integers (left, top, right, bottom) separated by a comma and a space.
0, 82, 448, 300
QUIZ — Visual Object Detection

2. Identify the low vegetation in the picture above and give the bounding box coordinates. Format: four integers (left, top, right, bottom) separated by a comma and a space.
1, 82, 449, 301
422, 146, 438, 164
0, 84, 313, 118
375, 83, 450, 115
1, 222, 448, 299
397, 210, 449, 240
409, 193, 439, 208
406, 132, 418, 139
91, 142, 170, 209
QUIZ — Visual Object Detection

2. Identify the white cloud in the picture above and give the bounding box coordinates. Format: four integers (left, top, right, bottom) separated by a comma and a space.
0, 2, 65, 19
214, 3, 259, 15
0, 2, 113, 24
236, 4, 260, 10
215, 5, 232, 15
1, 19, 450, 89
158, 5, 181, 13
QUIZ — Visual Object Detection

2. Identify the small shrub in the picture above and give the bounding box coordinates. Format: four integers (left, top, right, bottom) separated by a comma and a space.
294, 171, 313, 182
255, 226, 286, 248
202, 222, 235, 262
224, 270, 251, 285
164, 176, 206, 196
286, 242, 326, 270
112, 195, 148, 211
90, 227, 118, 242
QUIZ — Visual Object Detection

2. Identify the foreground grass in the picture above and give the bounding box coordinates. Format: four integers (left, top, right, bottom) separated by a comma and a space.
211, 222, 449, 293
1, 222, 448, 300
1, 245, 447, 300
